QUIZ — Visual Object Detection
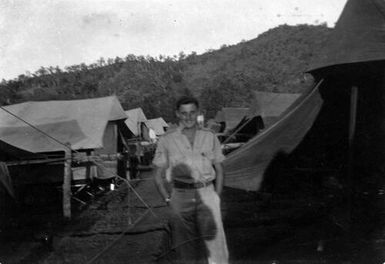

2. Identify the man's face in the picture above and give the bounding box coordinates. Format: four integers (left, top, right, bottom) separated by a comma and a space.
176, 103, 199, 129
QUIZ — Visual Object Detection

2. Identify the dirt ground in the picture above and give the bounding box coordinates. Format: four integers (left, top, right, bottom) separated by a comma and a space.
2, 168, 385, 264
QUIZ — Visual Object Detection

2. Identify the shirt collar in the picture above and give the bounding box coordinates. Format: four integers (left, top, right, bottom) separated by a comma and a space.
177, 123, 201, 133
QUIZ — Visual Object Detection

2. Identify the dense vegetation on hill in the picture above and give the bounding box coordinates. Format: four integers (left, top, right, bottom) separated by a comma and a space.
0, 24, 331, 122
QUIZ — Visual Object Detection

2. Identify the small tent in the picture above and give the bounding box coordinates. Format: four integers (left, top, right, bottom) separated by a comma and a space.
143, 118, 169, 138
124, 108, 147, 137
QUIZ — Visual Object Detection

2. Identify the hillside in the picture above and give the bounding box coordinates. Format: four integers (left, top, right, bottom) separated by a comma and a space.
182, 24, 331, 117
0, 24, 331, 122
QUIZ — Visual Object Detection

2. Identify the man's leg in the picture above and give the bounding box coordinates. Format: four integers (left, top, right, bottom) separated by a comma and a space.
198, 185, 229, 264
170, 188, 208, 264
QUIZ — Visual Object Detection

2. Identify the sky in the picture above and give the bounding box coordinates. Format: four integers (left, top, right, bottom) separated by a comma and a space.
0, 0, 348, 80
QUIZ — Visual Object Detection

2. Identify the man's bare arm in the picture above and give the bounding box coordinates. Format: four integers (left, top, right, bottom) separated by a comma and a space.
213, 162, 224, 196
154, 166, 170, 201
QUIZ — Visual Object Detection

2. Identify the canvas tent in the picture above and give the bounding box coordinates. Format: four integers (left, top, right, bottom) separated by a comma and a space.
308, 0, 385, 75
124, 108, 147, 137
216, 92, 301, 146
143, 118, 169, 137
305, 0, 385, 192
0, 96, 132, 218
0, 96, 131, 184
223, 85, 322, 191
215, 108, 250, 132
0, 96, 127, 155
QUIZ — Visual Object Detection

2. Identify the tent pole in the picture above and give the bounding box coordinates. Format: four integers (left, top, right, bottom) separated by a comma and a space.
348, 86, 358, 224
348, 86, 358, 150
63, 143, 72, 219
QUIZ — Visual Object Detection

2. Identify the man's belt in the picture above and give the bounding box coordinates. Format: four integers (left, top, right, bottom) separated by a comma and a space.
173, 180, 213, 189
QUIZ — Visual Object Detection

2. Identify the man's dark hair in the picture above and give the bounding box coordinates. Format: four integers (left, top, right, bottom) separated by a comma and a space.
175, 96, 199, 111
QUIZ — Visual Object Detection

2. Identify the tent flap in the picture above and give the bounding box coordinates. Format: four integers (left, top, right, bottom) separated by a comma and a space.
223, 81, 323, 191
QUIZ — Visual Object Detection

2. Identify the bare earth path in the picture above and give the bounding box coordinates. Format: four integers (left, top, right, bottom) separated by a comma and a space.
2, 168, 385, 263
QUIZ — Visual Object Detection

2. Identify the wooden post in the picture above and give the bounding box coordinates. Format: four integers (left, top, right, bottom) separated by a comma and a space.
63, 143, 72, 219
90, 151, 97, 179
86, 150, 91, 181
127, 181, 132, 225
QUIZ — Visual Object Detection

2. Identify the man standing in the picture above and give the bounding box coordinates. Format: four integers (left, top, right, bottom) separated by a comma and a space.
153, 96, 228, 264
